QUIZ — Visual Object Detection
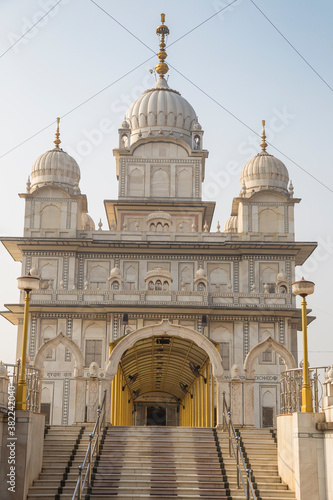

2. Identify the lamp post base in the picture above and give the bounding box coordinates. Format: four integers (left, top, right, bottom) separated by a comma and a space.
301, 387, 313, 413
16, 383, 27, 411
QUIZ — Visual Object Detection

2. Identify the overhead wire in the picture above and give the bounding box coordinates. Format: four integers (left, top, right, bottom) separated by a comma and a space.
89, 1, 333, 194
0, 0, 238, 159
249, 0, 333, 93
1, 1, 332, 194
0, 54, 156, 159
0, 0, 63, 59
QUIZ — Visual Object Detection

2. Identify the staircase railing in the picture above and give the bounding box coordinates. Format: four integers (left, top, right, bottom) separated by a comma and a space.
1, 361, 41, 413
280, 365, 329, 413
222, 391, 258, 500
72, 389, 107, 500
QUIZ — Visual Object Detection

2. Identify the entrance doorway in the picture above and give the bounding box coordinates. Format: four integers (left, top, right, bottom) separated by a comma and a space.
147, 405, 166, 426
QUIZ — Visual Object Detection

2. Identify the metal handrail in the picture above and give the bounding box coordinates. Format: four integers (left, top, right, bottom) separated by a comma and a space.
222, 392, 258, 500
1, 362, 42, 412
72, 389, 107, 500
280, 365, 329, 414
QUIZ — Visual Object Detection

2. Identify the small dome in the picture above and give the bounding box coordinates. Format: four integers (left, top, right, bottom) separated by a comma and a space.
147, 211, 172, 222
224, 215, 238, 233
121, 120, 130, 129
277, 270, 287, 282
240, 151, 289, 194
110, 264, 122, 277
195, 267, 206, 278
125, 77, 198, 147
31, 148, 80, 193
30, 267, 39, 277
81, 213, 95, 230
145, 266, 172, 281
192, 121, 202, 131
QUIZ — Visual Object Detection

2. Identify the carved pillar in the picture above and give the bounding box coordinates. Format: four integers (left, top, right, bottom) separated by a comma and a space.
243, 379, 255, 426
100, 378, 112, 423
74, 377, 86, 423
230, 379, 242, 426
86, 378, 99, 422
216, 376, 225, 427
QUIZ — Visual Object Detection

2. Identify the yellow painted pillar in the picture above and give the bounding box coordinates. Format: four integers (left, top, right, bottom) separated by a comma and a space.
127, 387, 131, 425
191, 390, 194, 427
210, 365, 214, 427
205, 364, 209, 427
121, 372, 124, 425
113, 372, 118, 425
119, 367, 123, 425
117, 366, 121, 426
185, 394, 191, 427
196, 379, 200, 427
111, 376, 115, 425
200, 376, 204, 427
109, 344, 114, 424
215, 379, 219, 427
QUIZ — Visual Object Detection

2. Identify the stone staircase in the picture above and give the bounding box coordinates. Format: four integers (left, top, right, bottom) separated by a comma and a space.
88, 426, 231, 499
26, 424, 297, 500
216, 427, 296, 500
27, 424, 94, 500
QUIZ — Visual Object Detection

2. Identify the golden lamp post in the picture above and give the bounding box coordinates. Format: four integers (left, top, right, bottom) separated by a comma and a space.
291, 277, 315, 413
16, 272, 40, 410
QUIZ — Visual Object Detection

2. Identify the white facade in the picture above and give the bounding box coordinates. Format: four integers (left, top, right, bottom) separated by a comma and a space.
1, 72, 316, 429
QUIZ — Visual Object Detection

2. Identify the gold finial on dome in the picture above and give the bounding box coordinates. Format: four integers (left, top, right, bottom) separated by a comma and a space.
54, 117, 61, 149
155, 13, 170, 78
260, 119, 267, 152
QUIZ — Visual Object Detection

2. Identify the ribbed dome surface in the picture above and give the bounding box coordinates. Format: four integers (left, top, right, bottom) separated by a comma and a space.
224, 215, 238, 233
125, 77, 197, 146
240, 152, 289, 194
31, 148, 80, 192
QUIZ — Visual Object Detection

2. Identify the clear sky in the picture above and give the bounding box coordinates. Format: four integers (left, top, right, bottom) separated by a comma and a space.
0, 0, 332, 369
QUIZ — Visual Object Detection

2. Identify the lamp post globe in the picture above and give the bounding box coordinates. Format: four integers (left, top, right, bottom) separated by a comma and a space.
16, 271, 40, 410
291, 277, 315, 413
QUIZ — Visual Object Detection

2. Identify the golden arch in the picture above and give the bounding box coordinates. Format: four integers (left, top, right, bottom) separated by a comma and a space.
105, 319, 224, 380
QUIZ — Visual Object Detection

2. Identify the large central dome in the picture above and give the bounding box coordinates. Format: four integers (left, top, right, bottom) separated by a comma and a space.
125, 77, 198, 147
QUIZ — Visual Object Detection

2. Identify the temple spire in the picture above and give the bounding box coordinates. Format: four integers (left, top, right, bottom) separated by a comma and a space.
260, 119, 267, 152
155, 13, 170, 78
54, 117, 61, 149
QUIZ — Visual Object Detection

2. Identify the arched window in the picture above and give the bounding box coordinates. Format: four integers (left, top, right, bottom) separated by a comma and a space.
163, 281, 169, 291
121, 134, 128, 148
197, 282, 206, 292
261, 267, 277, 293
112, 281, 120, 290
279, 285, 287, 294
177, 169, 192, 198
89, 265, 108, 290
194, 135, 200, 150
148, 281, 154, 290
41, 204, 61, 229
151, 168, 169, 198
155, 280, 162, 291
129, 168, 144, 197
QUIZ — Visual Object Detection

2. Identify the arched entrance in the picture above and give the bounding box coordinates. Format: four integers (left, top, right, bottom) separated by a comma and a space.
242, 336, 297, 427
34, 332, 88, 423
105, 320, 224, 427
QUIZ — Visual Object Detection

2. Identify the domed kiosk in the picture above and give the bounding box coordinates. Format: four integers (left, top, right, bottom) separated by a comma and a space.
30, 118, 81, 194
223, 120, 299, 237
